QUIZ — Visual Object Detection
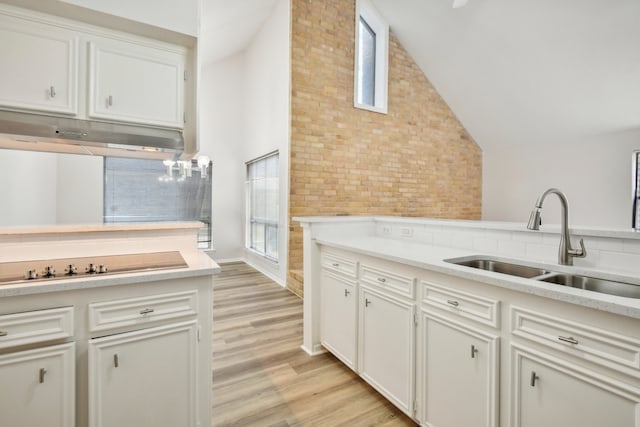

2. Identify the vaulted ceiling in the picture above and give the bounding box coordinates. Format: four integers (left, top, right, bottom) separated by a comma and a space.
201, 0, 640, 151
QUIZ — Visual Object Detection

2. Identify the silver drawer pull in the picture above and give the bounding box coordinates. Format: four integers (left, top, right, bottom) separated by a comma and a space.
50, 86, 56, 98
0, 331, 7, 337
140, 308, 154, 315
558, 336, 579, 345
530, 371, 539, 387
107, 95, 113, 106
39, 368, 47, 383
447, 300, 459, 307
377, 277, 387, 283
332, 263, 339, 267
114, 353, 119, 368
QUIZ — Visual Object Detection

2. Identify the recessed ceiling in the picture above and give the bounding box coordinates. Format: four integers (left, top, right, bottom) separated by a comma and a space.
200, 0, 280, 65
372, 0, 640, 150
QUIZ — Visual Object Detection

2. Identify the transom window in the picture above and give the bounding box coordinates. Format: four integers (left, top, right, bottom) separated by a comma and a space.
354, 0, 389, 114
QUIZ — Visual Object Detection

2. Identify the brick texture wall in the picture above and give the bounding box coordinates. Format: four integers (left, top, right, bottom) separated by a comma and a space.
288, 0, 482, 296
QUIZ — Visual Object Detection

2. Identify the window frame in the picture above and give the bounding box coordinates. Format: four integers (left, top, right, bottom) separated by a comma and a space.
245, 151, 280, 262
354, 0, 389, 114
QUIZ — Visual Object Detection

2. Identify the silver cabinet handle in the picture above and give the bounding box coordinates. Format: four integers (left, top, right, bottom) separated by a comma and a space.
558, 336, 578, 345
365, 298, 372, 307
0, 331, 7, 337
39, 368, 47, 383
50, 86, 56, 98
447, 300, 459, 307
140, 308, 154, 315
114, 354, 119, 368
344, 289, 350, 297
530, 371, 539, 387
377, 277, 387, 283
471, 345, 478, 358
332, 263, 339, 267
108, 95, 113, 106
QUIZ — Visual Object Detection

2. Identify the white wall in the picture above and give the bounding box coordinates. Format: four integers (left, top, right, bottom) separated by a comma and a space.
482, 133, 640, 229
199, 0, 290, 285
199, 53, 246, 261
241, 0, 291, 285
0, 150, 103, 226
0, 150, 57, 226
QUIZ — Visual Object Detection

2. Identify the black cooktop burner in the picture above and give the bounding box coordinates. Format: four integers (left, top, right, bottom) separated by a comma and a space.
0, 251, 188, 286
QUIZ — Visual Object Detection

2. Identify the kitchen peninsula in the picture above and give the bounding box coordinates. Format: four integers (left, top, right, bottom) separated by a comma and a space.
0, 222, 218, 427
296, 216, 640, 427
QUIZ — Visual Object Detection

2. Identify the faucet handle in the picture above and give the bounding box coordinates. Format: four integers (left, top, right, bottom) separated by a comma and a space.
569, 238, 587, 259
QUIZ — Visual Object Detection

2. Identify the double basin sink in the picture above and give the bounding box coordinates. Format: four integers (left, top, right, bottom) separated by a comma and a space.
445, 256, 640, 299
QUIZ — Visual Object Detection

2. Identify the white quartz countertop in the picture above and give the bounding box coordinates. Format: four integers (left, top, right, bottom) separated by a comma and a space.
315, 235, 640, 320
0, 251, 219, 298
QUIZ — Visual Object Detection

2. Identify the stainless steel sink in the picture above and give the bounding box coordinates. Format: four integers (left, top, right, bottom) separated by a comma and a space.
445, 256, 640, 299
451, 258, 550, 279
538, 273, 640, 299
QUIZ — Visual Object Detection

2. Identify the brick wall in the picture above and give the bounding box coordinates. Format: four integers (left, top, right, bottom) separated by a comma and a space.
288, 0, 482, 296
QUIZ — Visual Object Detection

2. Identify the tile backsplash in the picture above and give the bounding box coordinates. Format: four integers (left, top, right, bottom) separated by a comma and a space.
372, 218, 640, 276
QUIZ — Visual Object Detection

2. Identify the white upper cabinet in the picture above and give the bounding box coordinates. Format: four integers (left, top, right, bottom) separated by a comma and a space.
0, 14, 78, 115
88, 39, 185, 129
0, 5, 189, 131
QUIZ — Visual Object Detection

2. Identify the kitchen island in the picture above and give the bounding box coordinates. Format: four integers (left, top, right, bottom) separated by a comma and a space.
295, 216, 640, 427
0, 222, 219, 427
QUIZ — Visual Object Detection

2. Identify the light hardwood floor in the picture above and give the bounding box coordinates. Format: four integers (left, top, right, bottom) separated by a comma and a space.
212, 262, 418, 427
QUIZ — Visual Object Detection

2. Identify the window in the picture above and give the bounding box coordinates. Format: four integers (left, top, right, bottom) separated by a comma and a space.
246, 152, 279, 261
104, 157, 212, 249
354, 0, 389, 114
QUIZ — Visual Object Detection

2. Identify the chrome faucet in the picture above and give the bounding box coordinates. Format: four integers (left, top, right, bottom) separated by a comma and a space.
527, 188, 586, 265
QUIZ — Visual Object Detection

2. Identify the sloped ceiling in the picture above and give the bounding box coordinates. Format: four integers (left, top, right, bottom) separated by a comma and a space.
372, 0, 640, 150
200, 0, 280, 65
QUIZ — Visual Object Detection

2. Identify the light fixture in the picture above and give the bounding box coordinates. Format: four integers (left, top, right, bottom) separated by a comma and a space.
163, 159, 175, 176
452, 0, 468, 8
158, 156, 211, 182
197, 155, 210, 179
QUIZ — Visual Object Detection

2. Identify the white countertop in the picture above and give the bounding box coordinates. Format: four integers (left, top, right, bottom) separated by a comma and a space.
0, 251, 219, 298
315, 235, 640, 319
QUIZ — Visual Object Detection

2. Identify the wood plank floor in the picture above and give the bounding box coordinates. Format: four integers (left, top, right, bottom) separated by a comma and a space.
212, 262, 418, 427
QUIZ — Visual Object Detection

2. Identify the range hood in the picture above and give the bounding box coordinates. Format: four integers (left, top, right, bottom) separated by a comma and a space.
0, 110, 184, 160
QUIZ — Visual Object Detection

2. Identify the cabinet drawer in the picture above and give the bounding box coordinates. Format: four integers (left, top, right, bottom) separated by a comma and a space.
0, 307, 74, 349
322, 253, 358, 278
422, 281, 500, 328
360, 264, 415, 299
88, 290, 198, 333
511, 306, 640, 376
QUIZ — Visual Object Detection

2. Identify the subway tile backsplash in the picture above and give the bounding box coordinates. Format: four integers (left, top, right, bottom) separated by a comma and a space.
373, 219, 640, 276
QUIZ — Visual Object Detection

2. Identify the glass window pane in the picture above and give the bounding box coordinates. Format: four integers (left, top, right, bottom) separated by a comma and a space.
357, 16, 376, 106
246, 152, 279, 259
266, 225, 278, 258
104, 157, 212, 248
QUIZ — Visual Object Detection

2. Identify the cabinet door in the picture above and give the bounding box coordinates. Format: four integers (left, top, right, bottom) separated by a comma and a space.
359, 286, 415, 416
511, 345, 640, 427
0, 342, 75, 427
88, 39, 185, 128
0, 13, 78, 114
89, 321, 197, 427
321, 270, 357, 369
422, 312, 499, 427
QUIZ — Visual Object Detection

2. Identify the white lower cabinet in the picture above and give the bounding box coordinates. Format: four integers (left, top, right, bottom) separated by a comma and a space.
422, 312, 499, 427
321, 269, 357, 369
511, 344, 640, 427
89, 321, 197, 427
359, 286, 415, 416
0, 342, 75, 427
